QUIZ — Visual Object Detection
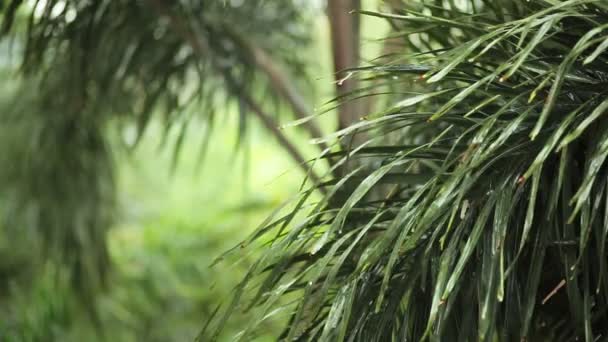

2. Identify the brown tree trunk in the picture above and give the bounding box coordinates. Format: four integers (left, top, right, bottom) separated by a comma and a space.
327, 0, 362, 131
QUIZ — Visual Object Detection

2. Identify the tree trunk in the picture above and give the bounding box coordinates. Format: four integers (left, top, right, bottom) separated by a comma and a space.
327, 0, 362, 131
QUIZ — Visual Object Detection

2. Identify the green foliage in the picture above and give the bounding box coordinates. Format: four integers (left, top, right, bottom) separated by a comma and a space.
212, 1, 608, 341
0, 75, 115, 307
4, 0, 309, 148
0, 116, 304, 341
0, 0, 315, 306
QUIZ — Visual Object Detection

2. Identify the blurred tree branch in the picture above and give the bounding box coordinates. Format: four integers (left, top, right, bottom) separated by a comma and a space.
235, 35, 330, 153
147, 0, 326, 192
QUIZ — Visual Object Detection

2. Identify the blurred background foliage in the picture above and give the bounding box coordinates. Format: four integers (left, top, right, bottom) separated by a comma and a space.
0, 80, 303, 341
0, 0, 388, 340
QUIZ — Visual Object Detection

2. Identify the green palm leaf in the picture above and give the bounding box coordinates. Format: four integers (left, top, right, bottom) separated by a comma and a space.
212, 1, 608, 340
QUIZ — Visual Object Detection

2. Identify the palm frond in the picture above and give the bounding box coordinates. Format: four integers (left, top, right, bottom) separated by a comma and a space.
2, 0, 316, 144
0, 73, 115, 306
212, 1, 608, 340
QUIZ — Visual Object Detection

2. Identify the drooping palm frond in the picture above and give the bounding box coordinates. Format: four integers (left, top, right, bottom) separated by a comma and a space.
211, 1, 608, 340
0, 0, 318, 304
2, 0, 317, 147
0, 72, 115, 303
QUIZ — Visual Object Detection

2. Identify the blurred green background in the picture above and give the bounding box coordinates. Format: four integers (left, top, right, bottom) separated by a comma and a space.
0, 74, 313, 342
0, 1, 387, 340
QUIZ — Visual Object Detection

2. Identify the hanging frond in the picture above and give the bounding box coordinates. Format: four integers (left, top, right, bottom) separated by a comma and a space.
1, 0, 315, 145
0, 74, 116, 309
211, 1, 608, 340
0, 0, 317, 305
